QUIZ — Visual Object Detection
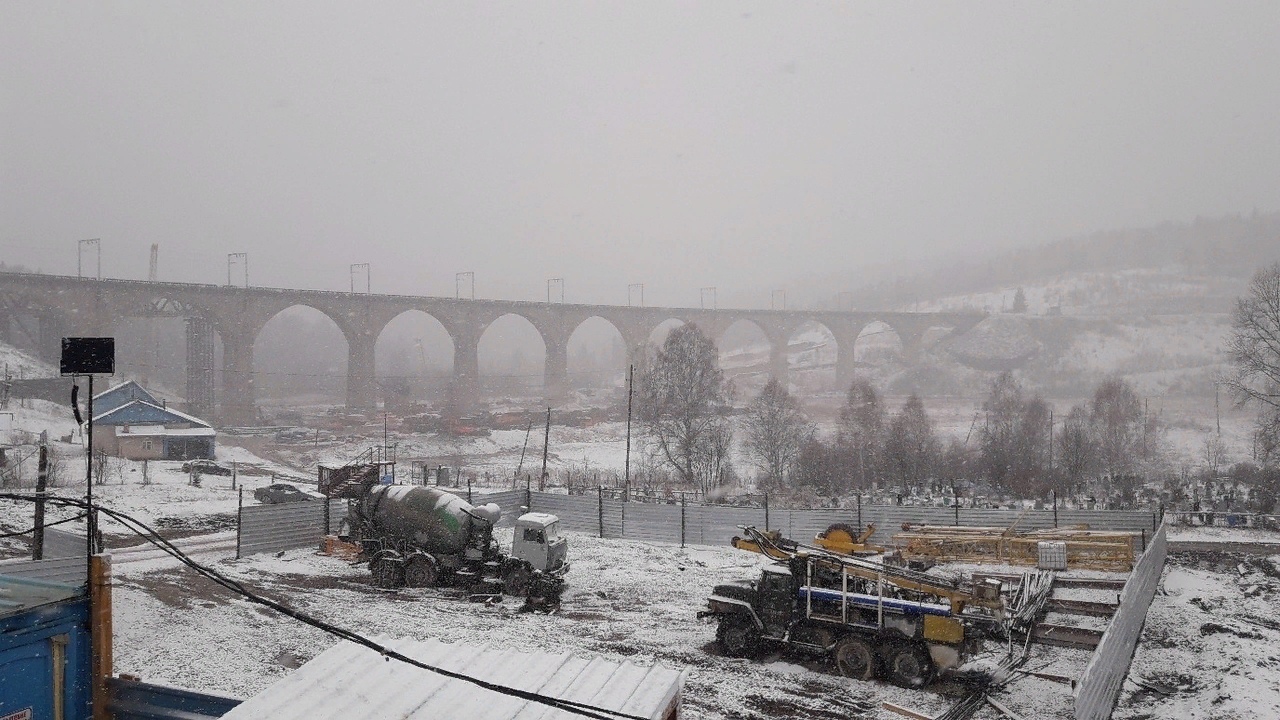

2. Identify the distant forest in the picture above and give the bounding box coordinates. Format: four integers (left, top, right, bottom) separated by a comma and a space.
844, 211, 1280, 309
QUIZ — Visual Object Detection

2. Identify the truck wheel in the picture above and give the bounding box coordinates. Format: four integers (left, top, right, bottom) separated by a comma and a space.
502, 565, 532, 596
404, 553, 440, 588
886, 643, 933, 688
833, 637, 876, 680
716, 617, 760, 658
371, 552, 405, 589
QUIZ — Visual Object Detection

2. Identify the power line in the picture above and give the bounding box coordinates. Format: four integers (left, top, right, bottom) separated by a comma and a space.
0, 493, 649, 720
0, 511, 87, 539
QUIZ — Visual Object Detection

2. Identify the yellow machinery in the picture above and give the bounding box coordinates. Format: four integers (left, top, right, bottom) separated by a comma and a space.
731, 523, 883, 559
731, 526, 1004, 616
814, 523, 885, 556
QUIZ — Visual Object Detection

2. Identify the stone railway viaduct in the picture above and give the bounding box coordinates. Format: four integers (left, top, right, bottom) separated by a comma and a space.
0, 273, 983, 426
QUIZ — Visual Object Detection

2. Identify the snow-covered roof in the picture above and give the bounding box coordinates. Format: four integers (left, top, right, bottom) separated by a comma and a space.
517, 512, 561, 527
219, 635, 684, 720
94, 399, 212, 429
92, 380, 160, 415
115, 425, 216, 437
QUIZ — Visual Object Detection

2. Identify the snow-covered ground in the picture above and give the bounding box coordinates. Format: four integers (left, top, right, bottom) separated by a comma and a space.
108, 528, 1096, 720
1118, 547, 1280, 720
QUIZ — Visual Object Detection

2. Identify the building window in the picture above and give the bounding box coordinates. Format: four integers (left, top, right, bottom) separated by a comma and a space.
142, 440, 153, 451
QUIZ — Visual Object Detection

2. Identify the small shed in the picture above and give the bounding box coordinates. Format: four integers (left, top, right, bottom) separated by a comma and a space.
93, 397, 216, 461
219, 636, 685, 720
0, 573, 92, 720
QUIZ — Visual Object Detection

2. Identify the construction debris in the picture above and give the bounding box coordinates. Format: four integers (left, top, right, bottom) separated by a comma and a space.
893, 525, 1138, 571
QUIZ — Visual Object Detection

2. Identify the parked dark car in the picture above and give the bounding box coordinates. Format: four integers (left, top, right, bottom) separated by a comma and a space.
181, 459, 233, 476
254, 483, 324, 504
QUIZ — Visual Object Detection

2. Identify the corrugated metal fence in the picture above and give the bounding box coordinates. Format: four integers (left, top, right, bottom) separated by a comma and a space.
0, 555, 87, 585
1074, 523, 1168, 720
523, 491, 1160, 550
233, 487, 1161, 560
237, 499, 347, 559
0, 528, 90, 583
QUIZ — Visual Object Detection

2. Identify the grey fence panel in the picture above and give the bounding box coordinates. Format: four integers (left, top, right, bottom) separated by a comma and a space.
601, 499, 625, 539
480, 490, 529, 526
0, 555, 87, 585
238, 501, 327, 558
1057, 510, 1158, 534
688, 505, 767, 549
1075, 524, 1168, 720
527, 492, 600, 534
784, 509, 863, 543
621, 503, 682, 545
44, 527, 87, 559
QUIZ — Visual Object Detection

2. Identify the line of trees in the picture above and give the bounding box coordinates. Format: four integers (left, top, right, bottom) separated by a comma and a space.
635, 323, 1170, 504
754, 372, 1164, 504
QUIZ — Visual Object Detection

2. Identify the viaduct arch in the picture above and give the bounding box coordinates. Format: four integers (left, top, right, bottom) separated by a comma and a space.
0, 273, 983, 425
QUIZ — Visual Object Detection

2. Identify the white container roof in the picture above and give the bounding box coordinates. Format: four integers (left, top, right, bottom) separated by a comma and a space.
219, 635, 684, 720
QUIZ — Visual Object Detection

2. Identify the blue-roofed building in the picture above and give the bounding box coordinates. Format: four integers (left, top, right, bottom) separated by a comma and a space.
91, 380, 161, 416
91, 383, 216, 461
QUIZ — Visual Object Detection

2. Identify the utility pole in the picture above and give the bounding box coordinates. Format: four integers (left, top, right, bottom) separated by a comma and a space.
350, 263, 370, 294
78, 239, 101, 279
227, 253, 248, 287
456, 272, 475, 300
1047, 408, 1054, 471
627, 284, 645, 307
624, 364, 634, 501
1215, 384, 1221, 434
540, 408, 551, 492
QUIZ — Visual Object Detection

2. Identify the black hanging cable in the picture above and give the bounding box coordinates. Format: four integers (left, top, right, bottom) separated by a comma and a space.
0, 512, 88, 539
0, 493, 650, 720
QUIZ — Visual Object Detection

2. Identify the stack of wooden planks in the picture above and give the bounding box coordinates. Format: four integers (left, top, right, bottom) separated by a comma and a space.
892, 525, 1137, 571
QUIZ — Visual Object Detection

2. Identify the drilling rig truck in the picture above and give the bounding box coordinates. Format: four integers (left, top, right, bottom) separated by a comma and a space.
701, 527, 1004, 687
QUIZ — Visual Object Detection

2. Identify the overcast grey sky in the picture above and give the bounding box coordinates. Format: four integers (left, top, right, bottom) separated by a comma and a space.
3, 2, 1279, 308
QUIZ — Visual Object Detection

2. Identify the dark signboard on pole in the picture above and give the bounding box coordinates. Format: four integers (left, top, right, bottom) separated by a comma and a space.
60, 338, 115, 376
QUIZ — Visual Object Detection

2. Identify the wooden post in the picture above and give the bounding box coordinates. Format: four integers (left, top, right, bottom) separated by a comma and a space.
856, 493, 862, 531
33, 444, 48, 560
597, 486, 604, 538
763, 493, 770, 532
90, 554, 112, 720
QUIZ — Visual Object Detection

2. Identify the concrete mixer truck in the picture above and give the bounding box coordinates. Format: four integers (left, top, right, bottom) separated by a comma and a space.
342, 485, 569, 605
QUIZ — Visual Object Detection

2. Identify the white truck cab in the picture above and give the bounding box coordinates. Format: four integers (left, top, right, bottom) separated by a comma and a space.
511, 512, 569, 573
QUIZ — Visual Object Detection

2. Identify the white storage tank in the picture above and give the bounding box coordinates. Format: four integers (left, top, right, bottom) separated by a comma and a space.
1037, 540, 1068, 570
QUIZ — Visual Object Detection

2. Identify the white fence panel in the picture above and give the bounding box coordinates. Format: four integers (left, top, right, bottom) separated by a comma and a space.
0, 555, 87, 585
1075, 523, 1167, 720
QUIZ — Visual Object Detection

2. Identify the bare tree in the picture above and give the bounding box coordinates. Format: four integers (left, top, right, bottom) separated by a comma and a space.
743, 378, 813, 491
1202, 433, 1227, 480
883, 394, 939, 495
1091, 377, 1145, 475
1056, 404, 1096, 495
979, 372, 1052, 496
1226, 262, 1280, 463
837, 378, 884, 489
637, 323, 734, 494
